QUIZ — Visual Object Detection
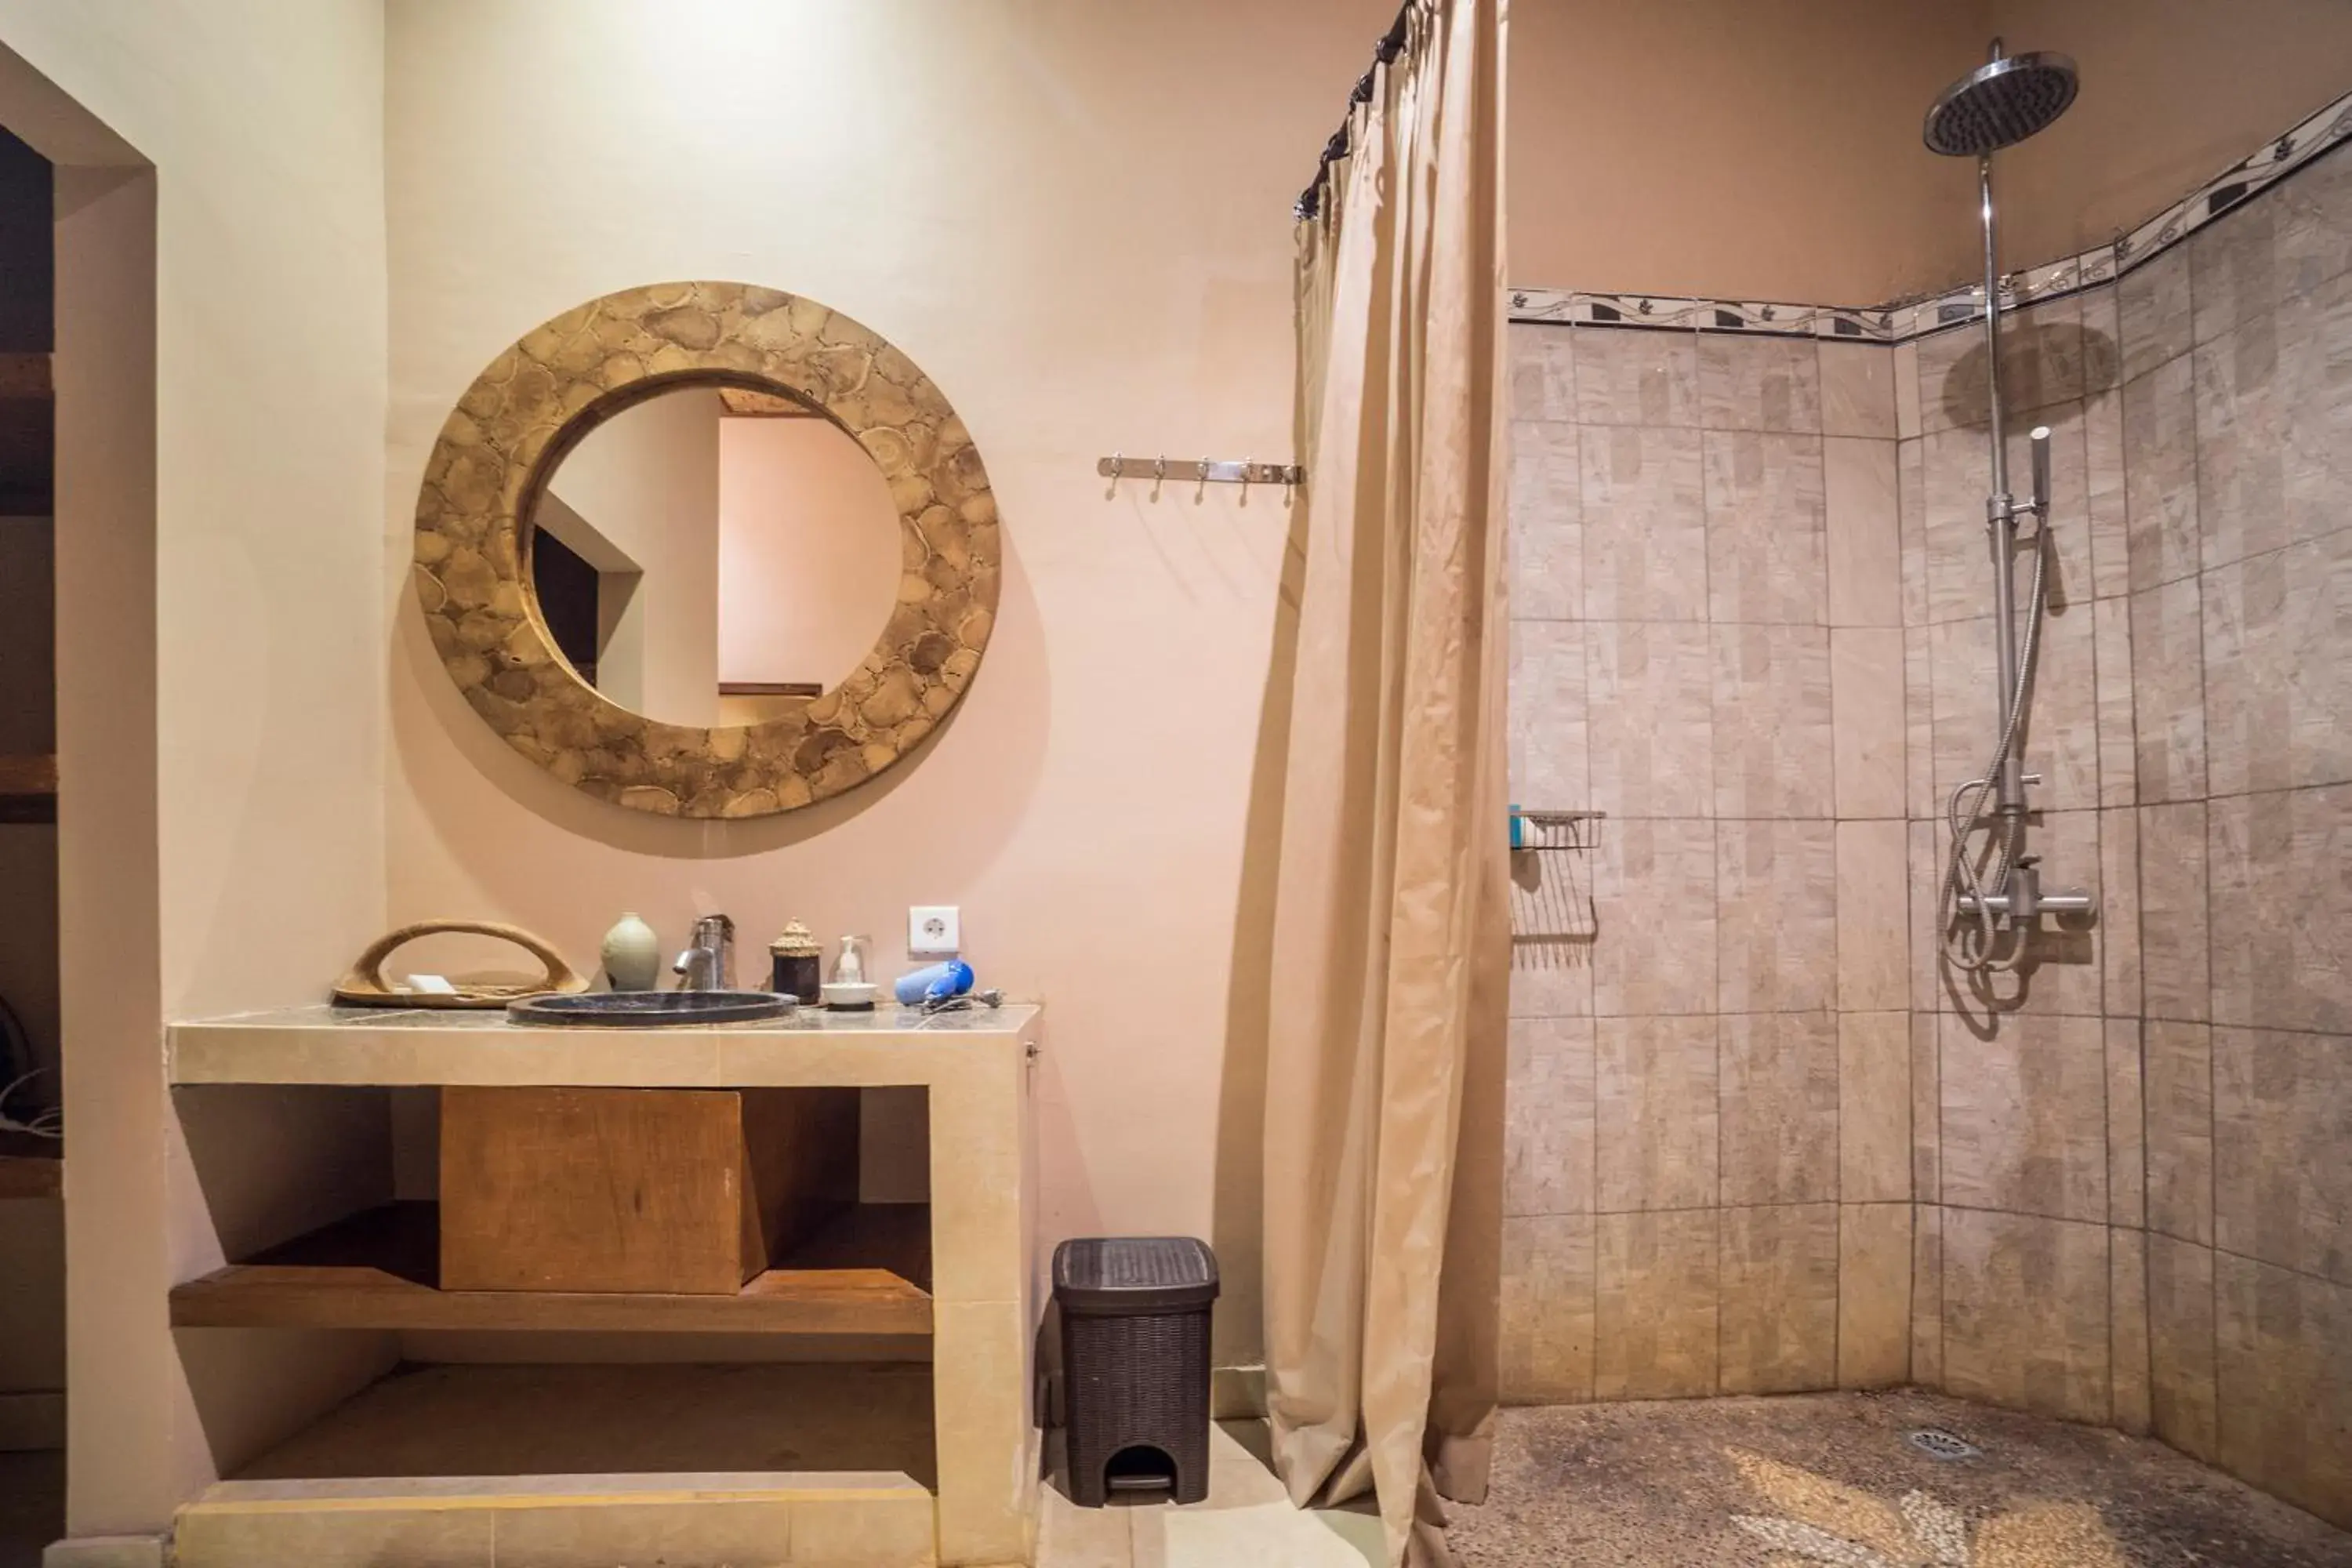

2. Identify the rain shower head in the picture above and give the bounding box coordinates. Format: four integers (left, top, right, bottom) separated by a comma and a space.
1923, 49, 2078, 156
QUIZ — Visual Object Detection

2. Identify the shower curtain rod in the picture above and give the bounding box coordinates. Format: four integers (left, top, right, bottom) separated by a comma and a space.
1292, 0, 1413, 221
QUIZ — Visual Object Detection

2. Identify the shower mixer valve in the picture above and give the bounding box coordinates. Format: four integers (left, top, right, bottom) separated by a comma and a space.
1953, 856, 2097, 924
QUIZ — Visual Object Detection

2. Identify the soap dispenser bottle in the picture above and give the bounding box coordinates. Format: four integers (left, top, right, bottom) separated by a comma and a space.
822, 934, 877, 1011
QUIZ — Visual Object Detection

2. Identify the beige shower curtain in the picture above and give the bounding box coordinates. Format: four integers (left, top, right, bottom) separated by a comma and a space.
1262, 2, 1508, 1566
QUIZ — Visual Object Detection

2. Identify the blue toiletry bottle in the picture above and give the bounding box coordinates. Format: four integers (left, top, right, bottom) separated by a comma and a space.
895, 958, 975, 1006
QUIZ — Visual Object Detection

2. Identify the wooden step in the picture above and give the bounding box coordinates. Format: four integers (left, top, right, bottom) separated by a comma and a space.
178, 1470, 936, 1568
170, 1201, 932, 1336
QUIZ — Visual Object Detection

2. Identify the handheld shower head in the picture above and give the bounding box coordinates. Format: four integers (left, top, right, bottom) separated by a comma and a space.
1924, 48, 2078, 156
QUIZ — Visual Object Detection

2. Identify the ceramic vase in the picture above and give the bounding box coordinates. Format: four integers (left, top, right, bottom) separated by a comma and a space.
601, 912, 662, 991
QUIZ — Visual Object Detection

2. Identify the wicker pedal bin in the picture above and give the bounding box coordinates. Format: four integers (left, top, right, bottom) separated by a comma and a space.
1052, 1236, 1219, 1506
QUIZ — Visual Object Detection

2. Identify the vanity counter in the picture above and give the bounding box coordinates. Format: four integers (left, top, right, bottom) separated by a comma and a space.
169, 1000, 1040, 1087
167, 1000, 1043, 1566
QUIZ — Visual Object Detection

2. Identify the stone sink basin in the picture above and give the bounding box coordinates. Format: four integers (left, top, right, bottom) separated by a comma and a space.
506, 990, 796, 1026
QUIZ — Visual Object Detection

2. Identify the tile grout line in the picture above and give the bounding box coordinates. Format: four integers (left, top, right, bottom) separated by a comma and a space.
2179, 234, 2227, 1463
1567, 327, 1602, 1404
1693, 324, 1729, 1396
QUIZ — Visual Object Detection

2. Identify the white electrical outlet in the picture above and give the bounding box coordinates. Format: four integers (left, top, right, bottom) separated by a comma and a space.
909, 906, 960, 956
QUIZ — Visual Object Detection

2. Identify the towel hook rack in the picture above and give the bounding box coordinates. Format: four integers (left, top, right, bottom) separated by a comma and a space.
1098, 454, 1305, 488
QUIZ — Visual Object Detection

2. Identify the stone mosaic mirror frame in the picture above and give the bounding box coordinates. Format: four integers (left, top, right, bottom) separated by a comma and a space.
412, 282, 1000, 818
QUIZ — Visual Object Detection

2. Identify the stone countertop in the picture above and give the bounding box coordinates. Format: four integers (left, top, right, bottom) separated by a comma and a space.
167, 1000, 1042, 1087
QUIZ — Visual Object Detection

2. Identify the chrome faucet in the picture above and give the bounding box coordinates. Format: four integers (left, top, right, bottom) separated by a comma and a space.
673, 913, 735, 991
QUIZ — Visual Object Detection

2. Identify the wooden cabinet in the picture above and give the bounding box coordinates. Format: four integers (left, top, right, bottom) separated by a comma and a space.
439, 1085, 860, 1295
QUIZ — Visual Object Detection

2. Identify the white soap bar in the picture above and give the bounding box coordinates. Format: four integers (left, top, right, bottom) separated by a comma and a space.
405, 974, 459, 995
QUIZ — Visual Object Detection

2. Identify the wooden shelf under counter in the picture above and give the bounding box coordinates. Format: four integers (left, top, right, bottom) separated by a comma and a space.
171, 1199, 932, 1337
0, 1130, 61, 1199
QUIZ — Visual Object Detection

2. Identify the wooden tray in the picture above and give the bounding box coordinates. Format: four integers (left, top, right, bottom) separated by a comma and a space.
332, 920, 588, 1010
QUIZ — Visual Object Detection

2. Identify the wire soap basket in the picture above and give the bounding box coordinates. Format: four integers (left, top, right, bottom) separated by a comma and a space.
1508, 807, 1604, 853
1508, 808, 1604, 949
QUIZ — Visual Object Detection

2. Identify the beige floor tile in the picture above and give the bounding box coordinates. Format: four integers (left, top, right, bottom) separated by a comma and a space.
1581, 426, 1706, 624
1508, 325, 1576, 424
1035, 1484, 1131, 1568
1500, 1214, 1595, 1404
1838, 1202, 1912, 1389
2213, 1025, 2352, 1284
1595, 1210, 1719, 1399
2209, 784, 2352, 1033
1939, 1013, 2107, 1224
1837, 1011, 1910, 1204
1700, 333, 1820, 434
1831, 627, 1905, 818
2129, 575, 2208, 800
1940, 1208, 2111, 1424
1595, 1015, 1718, 1210
1711, 625, 1832, 819
1508, 419, 1583, 622
1719, 1203, 1838, 1395
2147, 1234, 2220, 1463
2216, 1253, 2352, 1530
2111, 1226, 2153, 1438
2105, 1018, 2146, 1229
1825, 437, 1900, 628
1719, 1012, 1838, 1206
1504, 1016, 1595, 1217
1587, 624, 1713, 818
1717, 820, 1837, 1014
2122, 351, 2202, 593
1819, 344, 1896, 441
1592, 819, 1718, 1018
2144, 1020, 2214, 1246
1574, 325, 1696, 429
1835, 819, 1907, 1012
1704, 430, 1827, 625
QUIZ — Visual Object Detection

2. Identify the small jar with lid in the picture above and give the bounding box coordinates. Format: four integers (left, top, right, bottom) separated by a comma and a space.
768, 920, 822, 1002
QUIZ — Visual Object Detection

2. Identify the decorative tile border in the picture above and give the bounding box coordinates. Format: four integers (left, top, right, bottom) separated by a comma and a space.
1509, 287, 1893, 340
1512, 85, 2352, 342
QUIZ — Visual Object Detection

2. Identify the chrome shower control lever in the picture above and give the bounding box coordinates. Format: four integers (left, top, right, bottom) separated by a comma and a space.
1954, 855, 2098, 924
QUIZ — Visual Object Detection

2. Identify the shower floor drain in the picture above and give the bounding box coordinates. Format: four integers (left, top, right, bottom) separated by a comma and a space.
1909, 1428, 1983, 1461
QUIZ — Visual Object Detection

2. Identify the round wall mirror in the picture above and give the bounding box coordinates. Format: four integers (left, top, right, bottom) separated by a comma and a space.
412, 282, 1000, 818
527, 384, 902, 728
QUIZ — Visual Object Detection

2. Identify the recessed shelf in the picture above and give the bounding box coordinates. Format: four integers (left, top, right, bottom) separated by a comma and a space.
171, 1200, 932, 1336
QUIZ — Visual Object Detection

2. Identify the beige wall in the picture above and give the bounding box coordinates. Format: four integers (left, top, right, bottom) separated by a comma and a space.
1508, 0, 1989, 304
1990, 0, 2352, 270
383, 0, 1400, 1377
1510, 0, 2352, 307
717, 415, 902, 699
0, 0, 390, 1538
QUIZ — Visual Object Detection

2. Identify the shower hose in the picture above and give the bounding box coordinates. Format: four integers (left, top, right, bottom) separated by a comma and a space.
1938, 513, 2054, 975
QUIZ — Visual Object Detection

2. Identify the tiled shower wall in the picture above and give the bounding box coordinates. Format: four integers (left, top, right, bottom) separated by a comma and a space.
1501, 325, 1915, 1403
1897, 143, 2351, 1525
1501, 140, 2350, 1530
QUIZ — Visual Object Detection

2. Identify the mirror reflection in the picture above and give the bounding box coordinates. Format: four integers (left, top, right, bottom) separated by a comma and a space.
527, 384, 902, 727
